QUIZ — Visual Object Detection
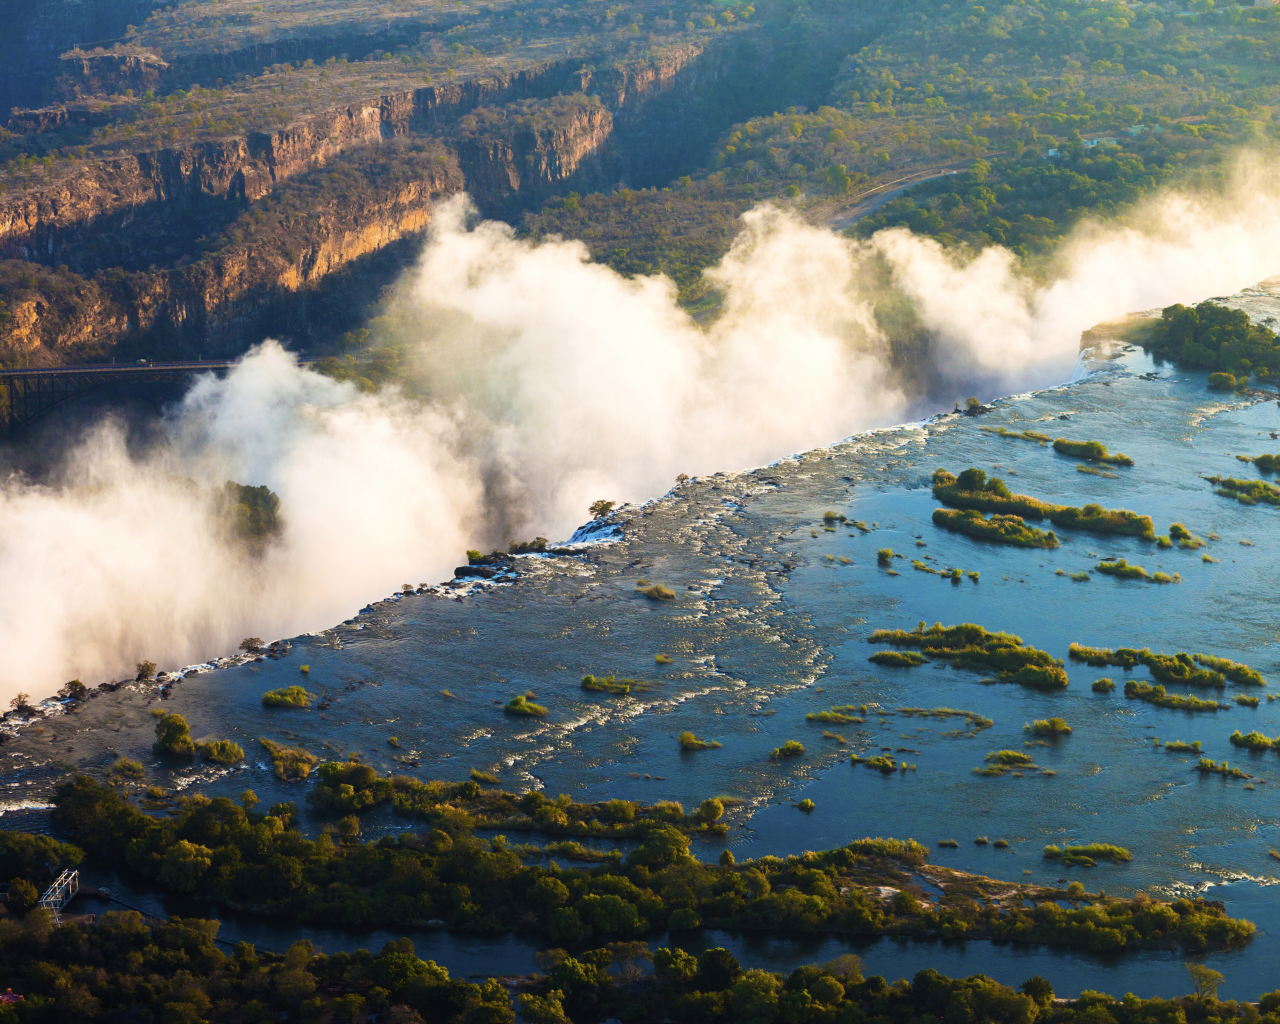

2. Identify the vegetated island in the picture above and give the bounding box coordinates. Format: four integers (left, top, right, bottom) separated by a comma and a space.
870, 622, 1068, 690
1052, 439, 1135, 466
1142, 302, 1280, 387
1236, 453, 1280, 473
46, 774, 1256, 954
932, 469, 1155, 540
1123, 681, 1229, 713
1044, 843, 1132, 868
869, 651, 927, 667
1068, 644, 1264, 687
677, 731, 721, 752
262, 685, 314, 708
931, 508, 1060, 549
505, 694, 549, 717
980, 426, 1052, 444
1206, 475, 1280, 507
1093, 559, 1180, 584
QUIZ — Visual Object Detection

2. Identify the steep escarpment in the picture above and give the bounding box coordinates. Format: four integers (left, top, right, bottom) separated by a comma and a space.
0, 140, 465, 364
0, 59, 586, 261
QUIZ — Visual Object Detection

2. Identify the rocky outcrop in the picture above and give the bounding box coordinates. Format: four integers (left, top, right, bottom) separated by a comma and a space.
57, 49, 171, 100
456, 97, 614, 213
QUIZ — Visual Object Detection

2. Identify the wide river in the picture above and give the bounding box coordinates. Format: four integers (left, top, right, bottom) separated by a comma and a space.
7, 284, 1280, 999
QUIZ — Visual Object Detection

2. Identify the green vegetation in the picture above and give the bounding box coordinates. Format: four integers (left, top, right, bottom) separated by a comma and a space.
216, 482, 283, 545
1069, 644, 1249, 689
1164, 740, 1202, 752
898, 707, 994, 732
152, 713, 196, 755
1230, 730, 1275, 751
1044, 843, 1132, 867
1123, 681, 1227, 712
471, 769, 501, 785
1092, 678, 1115, 693
582, 675, 633, 695
638, 584, 677, 601
262, 685, 314, 708
980, 426, 1051, 444
932, 469, 1154, 539
877, 548, 895, 565
931, 508, 1060, 548
986, 750, 1036, 766
197, 739, 246, 765
1094, 559, 1151, 580
504, 694, 548, 717
770, 740, 806, 760
869, 650, 926, 667
655, 654, 673, 665
1146, 302, 1280, 381
1207, 475, 1280, 507
1237, 694, 1260, 708
259, 738, 318, 780
1237, 453, 1280, 473
1196, 758, 1252, 779
798, 799, 816, 813
806, 707, 866, 725
871, 621, 1068, 689
1027, 718, 1072, 736
678, 732, 722, 752
37, 775, 1257, 963
1052, 439, 1134, 466
853, 754, 910, 773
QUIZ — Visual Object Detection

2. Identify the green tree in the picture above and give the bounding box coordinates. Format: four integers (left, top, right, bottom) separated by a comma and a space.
153, 713, 196, 755
654, 946, 699, 984
5, 877, 39, 916
1020, 975, 1054, 1007
158, 840, 213, 892
136, 660, 157, 680
696, 798, 724, 823
1186, 962, 1225, 1000
698, 948, 742, 991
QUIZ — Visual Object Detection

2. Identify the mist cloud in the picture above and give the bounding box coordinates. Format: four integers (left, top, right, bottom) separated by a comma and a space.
3, 166, 1280, 703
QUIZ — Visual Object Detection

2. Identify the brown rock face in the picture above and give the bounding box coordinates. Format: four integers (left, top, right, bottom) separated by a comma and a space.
57, 49, 171, 100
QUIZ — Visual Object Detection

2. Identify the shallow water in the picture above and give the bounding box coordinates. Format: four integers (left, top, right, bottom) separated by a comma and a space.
9, 289, 1280, 998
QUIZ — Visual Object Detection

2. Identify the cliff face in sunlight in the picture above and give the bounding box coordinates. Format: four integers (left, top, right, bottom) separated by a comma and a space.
0, 43, 719, 365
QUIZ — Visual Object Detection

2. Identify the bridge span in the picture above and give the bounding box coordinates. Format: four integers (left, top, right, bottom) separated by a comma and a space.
0, 358, 315, 431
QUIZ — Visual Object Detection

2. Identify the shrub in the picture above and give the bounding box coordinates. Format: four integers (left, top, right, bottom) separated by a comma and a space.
1164, 740, 1202, 752
986, 750, 1035, 766
262, 685, 313, 708
638, 584, 676, 600
1208, 372, 1237, 389
198, 739, 245, 764
931, 508, 1060, 548
1043, 843, 1131, 864
1123, 680, 1226, 711
1091, 678, 1115, 692
1052, 438, 1134, 465
471, 769, 501, 784
868, 650, 926, 667
153, 713, 196, 755
869, 621, 1067, 689
1027, 718, 1072, 736
1094, 559, 1150, 580
5, 878, 38, 916
678, 731, 721, 751
798, 799, 815, 813
696, 799, 724, 823
505, 695, 548, 717
581, 675, 631, 695
877, 548, 895, 564
770, 740, 805, 759
259, 738, 317, 780
1230, 730, 1273, 750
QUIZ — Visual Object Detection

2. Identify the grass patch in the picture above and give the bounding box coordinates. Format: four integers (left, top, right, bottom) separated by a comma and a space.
1207, 476, 1280, 507
806, 708, 866, 724
637, 584, 677, 600
898, 707, 994, 732
1229, 731, 1274, 751
980, 426, 1052, 444
1123, 681, 1227, 712
931, 508, 1060, 548
261, 685, 314, 708
1069, 645, 1239, 689
259, 738, 317, 780
1094, 559, 1150, 580
1196, 758, 1252, 779
871, 621, 1067, 689
197, 739, 245, 765
986, 750, 1036, 766
471, 769, 501, 784
1077, 465, 1120, 478
1044, 843, 1132, 866
1026, 717, 1072, 736
869, 650, 926, 667
581, 674, 632, 695
1164, 740, 1202, 752
932, 468, 1154, 539
678, 731, 722, 751
770, 740, 805, 760
505, 694, 549, 717
1053, 438, 1135, 466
